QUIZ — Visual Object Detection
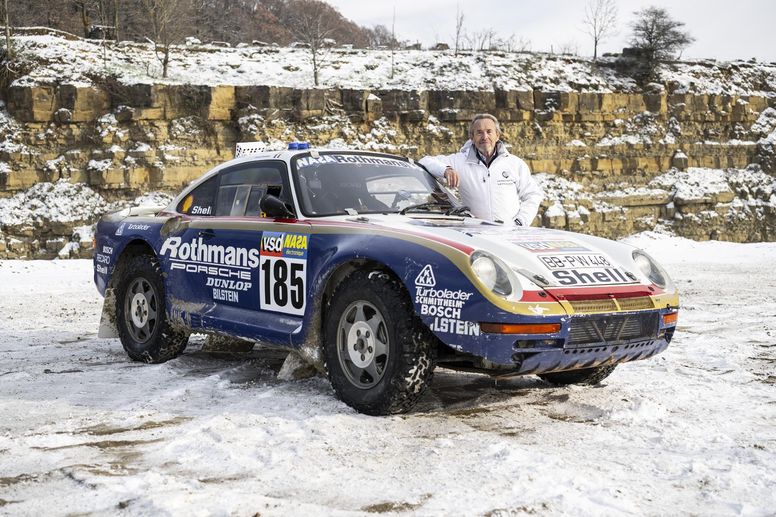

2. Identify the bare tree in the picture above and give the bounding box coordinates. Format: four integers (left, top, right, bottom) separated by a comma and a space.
365, 24, 393, 48
555, 41, 579, 56
287, 0, 338, 86
582, 0, 617, 60
454, 3, 464, 56
1, 0, 11, 59
489, 34, 530, 53
7, 0, 382, 50
466, 28, 496, 51
140, 0, 192, 78
113, 0, 119, 40
630, 6, 694, 79
71, 0, 94, 37
390, 7, 395, 78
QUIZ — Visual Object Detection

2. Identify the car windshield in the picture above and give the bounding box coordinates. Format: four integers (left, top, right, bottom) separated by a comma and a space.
292, 152, 454, 216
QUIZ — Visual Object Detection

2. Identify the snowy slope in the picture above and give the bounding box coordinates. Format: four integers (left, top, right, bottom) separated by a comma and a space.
0, 234, 774, 515
10, 34, 776, 95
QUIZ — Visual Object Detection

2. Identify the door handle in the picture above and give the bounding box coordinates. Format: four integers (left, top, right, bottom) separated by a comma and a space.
198, 229, 215, 239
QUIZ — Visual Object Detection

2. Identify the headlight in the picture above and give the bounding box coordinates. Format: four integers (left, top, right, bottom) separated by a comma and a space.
470, 251, 522, 301
632, 250, 671, 289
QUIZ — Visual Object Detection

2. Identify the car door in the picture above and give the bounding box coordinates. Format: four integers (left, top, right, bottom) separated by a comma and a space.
179, 159, 311, 343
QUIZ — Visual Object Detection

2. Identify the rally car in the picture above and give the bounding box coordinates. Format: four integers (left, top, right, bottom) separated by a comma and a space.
93, 144, 679, 415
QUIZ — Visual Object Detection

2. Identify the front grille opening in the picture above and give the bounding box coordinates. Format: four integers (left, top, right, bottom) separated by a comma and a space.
617, 296, 655, 311
567, 312, 660, 347
567, 296, 655, 314
568, 298, 618, 313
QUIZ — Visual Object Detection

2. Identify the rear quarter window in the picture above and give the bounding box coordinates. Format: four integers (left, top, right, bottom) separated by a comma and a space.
178, 175, 218, 216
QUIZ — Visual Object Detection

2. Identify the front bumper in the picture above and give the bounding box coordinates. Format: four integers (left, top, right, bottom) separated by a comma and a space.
438, 308, 677, 374
510, 335, 669, 376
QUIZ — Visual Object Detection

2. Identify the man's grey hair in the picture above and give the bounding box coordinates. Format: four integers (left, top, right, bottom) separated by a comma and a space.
468, 113, 501, 139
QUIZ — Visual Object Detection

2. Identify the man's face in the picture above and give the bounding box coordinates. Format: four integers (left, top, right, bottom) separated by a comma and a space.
471, 118, 499, 157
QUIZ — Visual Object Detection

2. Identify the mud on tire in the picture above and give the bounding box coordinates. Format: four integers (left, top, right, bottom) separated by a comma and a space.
539, 364, 617, 386
324, 270, 436, 415
114, 254, 189, 363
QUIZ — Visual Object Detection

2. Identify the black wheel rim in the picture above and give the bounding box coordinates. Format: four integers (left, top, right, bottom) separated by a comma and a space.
123, 277, 159, 344
336, 300, 389, 389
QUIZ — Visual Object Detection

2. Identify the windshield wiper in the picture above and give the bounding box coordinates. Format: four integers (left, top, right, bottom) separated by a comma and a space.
444, 205, 472, 217
399, 200, 448, 215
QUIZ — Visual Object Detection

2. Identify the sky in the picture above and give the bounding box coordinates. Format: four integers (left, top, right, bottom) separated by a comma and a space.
326, 0, 776, 63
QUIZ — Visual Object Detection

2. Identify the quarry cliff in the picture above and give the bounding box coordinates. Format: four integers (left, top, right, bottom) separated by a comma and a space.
1, 31, 775, 258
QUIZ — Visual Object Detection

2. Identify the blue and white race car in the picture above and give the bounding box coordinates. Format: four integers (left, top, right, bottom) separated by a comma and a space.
93, 145, 679, 415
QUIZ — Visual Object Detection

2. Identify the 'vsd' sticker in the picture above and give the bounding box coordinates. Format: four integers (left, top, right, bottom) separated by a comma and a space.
260, 232, 308, 258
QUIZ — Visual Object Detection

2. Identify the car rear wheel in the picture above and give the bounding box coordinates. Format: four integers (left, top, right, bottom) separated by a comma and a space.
539, 364, 617, 386
115, 254, 188, 363
324, 270, 435, 415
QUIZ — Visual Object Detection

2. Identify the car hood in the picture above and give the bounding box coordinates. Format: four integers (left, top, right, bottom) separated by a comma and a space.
322, 213, 649, 290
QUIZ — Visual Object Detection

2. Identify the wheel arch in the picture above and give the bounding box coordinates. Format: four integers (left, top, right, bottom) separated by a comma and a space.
296, 257, 414, 372
98, 239, 158, 339
325, 258, 413, 311
109, 239, 157, 284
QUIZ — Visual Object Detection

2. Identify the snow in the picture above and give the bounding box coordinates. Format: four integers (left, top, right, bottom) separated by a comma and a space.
9, 34, 776, 96
752, 107, 776, 147
0, 181, 175, 231
751, 107, 776, 136
1, 234, 774, 515
0, 179, 110, 227
649, 168, 733, 202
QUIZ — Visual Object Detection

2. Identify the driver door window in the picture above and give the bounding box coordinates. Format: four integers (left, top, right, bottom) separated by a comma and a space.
215, 162, 291, 217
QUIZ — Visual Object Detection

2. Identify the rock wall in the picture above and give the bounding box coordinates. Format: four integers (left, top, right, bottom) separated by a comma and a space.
1, 81, 775, 258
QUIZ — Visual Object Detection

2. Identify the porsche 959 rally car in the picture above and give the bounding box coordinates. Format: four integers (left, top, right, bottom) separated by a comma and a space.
93, 144, 679, 415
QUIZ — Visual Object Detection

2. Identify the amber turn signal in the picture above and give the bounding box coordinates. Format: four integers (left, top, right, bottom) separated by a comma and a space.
480, 322, 561, 334
662, 311, 679, 325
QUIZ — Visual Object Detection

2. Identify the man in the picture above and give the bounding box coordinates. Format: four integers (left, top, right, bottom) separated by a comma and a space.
419, 113, 543, 226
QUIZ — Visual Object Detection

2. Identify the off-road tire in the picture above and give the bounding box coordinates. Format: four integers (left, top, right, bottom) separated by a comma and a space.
539, 364, 617, 386
324, 270, 436, 415
115, 254, 189, 363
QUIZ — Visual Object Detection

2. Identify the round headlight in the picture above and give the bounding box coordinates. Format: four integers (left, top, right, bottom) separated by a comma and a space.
632, 250, 667, 288
471, 254, 498, 290
470, 251, 521, 300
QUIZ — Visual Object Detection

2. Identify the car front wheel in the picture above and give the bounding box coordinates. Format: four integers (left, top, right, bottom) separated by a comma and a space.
324, 270, 435, 415
115, 254, 188, 363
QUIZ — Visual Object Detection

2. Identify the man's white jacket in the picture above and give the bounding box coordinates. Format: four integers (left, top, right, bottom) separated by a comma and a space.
419, 141, 544, 226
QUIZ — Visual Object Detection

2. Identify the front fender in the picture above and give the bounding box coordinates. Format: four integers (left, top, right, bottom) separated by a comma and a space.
297, 232, 489, 350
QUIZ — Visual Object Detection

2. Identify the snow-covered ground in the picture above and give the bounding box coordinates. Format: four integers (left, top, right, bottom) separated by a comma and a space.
0, 233, 774, 516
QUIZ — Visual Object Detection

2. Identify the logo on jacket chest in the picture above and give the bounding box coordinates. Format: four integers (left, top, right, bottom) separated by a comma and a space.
496, 170, 515, 186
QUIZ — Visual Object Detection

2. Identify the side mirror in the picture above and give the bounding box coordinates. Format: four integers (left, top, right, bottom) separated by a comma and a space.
260, 194, 295, 219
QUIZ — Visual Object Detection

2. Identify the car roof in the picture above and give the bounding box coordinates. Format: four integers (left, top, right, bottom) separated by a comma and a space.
166, 147, 419, 213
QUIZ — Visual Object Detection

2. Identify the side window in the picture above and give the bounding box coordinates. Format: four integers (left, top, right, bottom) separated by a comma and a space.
178, 175, 218, 216
215, 162, 288, 217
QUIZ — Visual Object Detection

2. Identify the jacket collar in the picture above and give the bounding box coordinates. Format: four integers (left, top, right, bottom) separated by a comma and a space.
464, 140, 508, 165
